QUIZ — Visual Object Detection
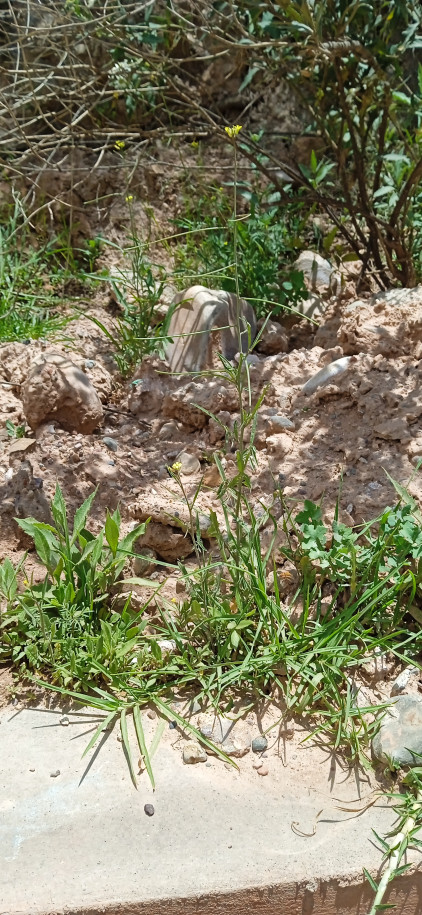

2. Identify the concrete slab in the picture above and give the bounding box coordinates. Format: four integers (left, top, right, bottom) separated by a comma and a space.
0, 704, 420, 915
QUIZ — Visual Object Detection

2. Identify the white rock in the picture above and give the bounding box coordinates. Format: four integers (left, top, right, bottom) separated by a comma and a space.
302, 356, 352, 396
294, 251, 341, 295
390, 666, 418, 697
182, 741, 207, 764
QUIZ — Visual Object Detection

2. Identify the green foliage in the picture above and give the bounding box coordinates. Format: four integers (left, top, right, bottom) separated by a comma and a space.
0, 196, 72, 342
0, 485, 149, 687
91, 203, 172, 375
173, 185, 308, 318
5, 420, 26, 439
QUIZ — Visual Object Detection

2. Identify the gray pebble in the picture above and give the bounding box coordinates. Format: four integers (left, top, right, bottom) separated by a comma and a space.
85, 359, 96, 369
60, 715, 69, 726
103, 436, 118, 452
50, 770, 60, 778
169, 720, 177, 729
252, 736, 268, 753
144, 803, 155, 817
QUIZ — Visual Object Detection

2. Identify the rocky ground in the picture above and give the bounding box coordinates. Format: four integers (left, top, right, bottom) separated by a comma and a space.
1, 254, 422, 770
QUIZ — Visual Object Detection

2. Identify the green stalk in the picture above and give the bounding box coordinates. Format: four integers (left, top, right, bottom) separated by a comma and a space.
368, 788, 422, 914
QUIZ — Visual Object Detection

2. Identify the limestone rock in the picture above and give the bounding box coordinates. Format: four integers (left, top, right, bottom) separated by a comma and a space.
163, 380, 238, 429
22, 352, 103, 434
0, 460, 53, 549
338, 286, 422, 357
372, 695, 422, 767
182, 741, 207, 764
256, 320, 288, 355
302, 356, 352, 396
128, 359, 167, 417
166, 285, 257, 373
374, 417, 410, 442
294, 251, 341, 295
175, 450, 201, 475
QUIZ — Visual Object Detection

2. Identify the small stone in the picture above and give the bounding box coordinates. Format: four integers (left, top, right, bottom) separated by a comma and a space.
169, 720, 177, 729
4, 468, 13, 481
346, 503, 354, 514
102, 436, 118, 452
390, 667, 418, 697
252, 758, 263, 769
222, 740, 250, 758
50, 770, 60, 777
252, 735, 268, 753
372, 695, 422, 767
147, 709, 156, 720
144, 803, 155, 817
9, 437, 36, 456
176, 450, 201, 475
60, 715, 69, 726
183, 741, 207, 764
257, 764, 269, 776
256, 320, 288, 356
29, 767, 35, 772
84, 359, 96, 369
265, 414, 295, 434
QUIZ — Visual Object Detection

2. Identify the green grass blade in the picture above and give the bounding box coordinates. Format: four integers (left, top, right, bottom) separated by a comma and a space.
120, 708, 137, 788
149, 718, 166, 759
82, 710, 116, 758
364, 868, 379, 893
133, 704, 155, 790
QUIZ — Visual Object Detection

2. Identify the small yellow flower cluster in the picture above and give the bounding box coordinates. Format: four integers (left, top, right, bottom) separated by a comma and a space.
224, 125, 242, 138
171, 461, 182, 473
125, 194, 133, 203
114, 139, 125, 150
191, 140, 199, 148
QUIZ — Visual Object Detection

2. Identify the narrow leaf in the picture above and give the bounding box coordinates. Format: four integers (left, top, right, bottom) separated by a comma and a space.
120, 708, 137, 788
133, 705, 155, 790
82, 710, 116, 758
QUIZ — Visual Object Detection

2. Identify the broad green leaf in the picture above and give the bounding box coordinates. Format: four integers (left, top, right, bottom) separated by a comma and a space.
105, 512, 119, 556
51, 484, 68, 534
72, 489, 97, 544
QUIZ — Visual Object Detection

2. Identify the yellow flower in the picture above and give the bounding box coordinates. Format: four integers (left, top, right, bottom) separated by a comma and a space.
23, 579, 29, 585
125, 194, 133, 202
114, 139, 125, 150
113, 91, 119, 99
171, 461, 182, 473
224, 125, 242, 138
191, 140, 199, 148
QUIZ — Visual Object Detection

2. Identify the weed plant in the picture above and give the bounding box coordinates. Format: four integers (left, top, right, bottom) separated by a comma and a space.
0, 485, 150, 688
91, 198, 173, 375
0, 196, 69, 341
173, 183, 308, 318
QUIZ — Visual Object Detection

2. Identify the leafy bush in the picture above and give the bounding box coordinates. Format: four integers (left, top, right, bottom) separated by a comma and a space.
173, 184, 308, 318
